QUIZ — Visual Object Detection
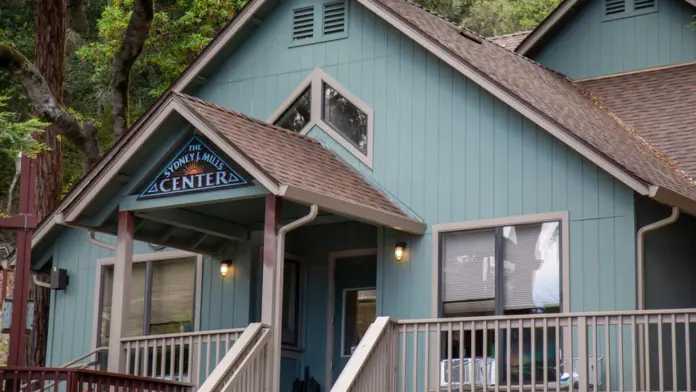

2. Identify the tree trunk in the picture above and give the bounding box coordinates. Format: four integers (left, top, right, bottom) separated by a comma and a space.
25, 0, 67, 367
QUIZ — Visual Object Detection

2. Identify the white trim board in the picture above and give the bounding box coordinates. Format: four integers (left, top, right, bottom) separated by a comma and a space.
267, 68, 375, 168
324, 248, 378, 391
90, 250, 202, 350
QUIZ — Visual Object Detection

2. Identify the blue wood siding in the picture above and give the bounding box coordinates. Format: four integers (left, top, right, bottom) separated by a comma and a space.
45, 227, 252, 366
195, 0, 637, 319
533, 0, 696, 79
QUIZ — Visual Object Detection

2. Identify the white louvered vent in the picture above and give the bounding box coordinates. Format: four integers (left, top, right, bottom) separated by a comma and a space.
292, 6, 315, 41
605, 0, 626, 15
634, 0, 655, 10
323, 1, 347, 36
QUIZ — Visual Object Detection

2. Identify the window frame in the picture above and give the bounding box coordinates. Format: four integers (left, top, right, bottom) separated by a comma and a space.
431, 212, 570, 318
92, 250, 203, 350
268, 68, 375, 168
340, 287, 377, 358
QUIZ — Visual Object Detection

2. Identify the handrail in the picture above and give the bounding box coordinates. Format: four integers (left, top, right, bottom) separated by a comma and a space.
59, 346, 108, 368
198, 323, 269, 392
120, 327, 246, 342
331, 316, 393, 392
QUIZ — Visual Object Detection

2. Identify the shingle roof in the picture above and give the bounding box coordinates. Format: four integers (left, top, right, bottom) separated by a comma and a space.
175, 93, 410, 219
489, 31, 531, 50
371, 0, 696, 200
579, 63, 696, 180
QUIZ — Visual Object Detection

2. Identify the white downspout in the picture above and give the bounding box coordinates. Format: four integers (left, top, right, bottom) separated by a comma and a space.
88, 231, 117, 252
637, 206, 679, 310
270, 204, 318, 392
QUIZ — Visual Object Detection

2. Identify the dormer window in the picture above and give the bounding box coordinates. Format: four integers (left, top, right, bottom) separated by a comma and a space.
270, 68, 374, 167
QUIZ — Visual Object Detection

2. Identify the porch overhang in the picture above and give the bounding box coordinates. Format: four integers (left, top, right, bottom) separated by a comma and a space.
51, 91, 424, 254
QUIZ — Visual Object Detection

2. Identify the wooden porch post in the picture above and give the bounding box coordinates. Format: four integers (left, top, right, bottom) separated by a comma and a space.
261, 195, 281, 325
261, 195, 281, 391
107, 210, 135, 372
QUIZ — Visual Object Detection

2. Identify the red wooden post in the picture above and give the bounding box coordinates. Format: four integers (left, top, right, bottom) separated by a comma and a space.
260, 195, 281, 325
7, 154, 37, 366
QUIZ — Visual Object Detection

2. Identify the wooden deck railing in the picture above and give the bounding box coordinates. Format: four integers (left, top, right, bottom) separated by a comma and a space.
0, 367, 193, 391
121, 327, 245, 388
333, 309, 696, 392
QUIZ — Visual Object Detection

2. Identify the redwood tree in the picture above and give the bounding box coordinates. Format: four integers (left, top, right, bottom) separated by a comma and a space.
25, 0, 68, 366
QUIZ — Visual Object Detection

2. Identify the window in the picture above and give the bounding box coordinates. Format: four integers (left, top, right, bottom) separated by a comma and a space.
322, 83, 369, 154
98, 257, 197, 347
282, 259, 301, 346
270, 69, 374, 167
275, 87, 312, 134
441, 221, 561, 317
436, 214, 567, 386
342, 289, 376, 356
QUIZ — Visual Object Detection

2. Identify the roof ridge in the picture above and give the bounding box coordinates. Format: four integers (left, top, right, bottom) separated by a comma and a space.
397, 0, 571, 81
575, 61, 696, 83
175, 92, 324, 146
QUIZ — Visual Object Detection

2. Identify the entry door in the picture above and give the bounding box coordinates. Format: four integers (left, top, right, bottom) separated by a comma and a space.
332, 255, 377, 382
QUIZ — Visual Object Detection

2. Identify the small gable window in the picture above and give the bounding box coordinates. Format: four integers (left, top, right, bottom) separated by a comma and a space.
322, 83, 368, 154
604, 0, 656, 20
271, 68, 374, 167
275, 87, 312, 133
290, 0, 348, 47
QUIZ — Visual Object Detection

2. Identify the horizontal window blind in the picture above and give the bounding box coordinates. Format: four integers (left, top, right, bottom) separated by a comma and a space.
442, 229, 496, 315
503, 222, 560, 311
150, 258, 196, 334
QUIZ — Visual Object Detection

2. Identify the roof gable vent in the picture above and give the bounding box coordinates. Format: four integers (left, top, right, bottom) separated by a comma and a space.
323, 1, 347, 36
605, 0, 626, 15
634, 0, 655, 10
292, 6, 315, 41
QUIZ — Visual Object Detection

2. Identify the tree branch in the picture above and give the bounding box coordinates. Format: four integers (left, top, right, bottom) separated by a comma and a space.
0, 44, 101, 171
111, 0, 154, 141
6, 156, 20, 214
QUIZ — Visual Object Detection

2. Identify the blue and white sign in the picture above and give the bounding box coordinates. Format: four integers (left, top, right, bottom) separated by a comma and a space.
139, 136, 248, 199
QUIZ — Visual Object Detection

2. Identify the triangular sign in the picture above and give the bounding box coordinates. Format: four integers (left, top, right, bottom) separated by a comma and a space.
139, 136, 248, 199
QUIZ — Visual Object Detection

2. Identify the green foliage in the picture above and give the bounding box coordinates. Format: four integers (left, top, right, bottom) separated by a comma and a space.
463, 0, 561, 36
76, 0, 245, 121
0, 96, 49, 159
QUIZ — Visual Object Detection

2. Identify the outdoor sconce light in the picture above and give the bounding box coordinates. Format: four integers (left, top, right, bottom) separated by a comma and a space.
220, 261, 232, 277
394, 243, 407, 262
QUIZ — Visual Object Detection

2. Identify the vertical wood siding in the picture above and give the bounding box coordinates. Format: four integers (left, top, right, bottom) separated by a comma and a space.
533, 0, 696, 79
45, 227, 251, 366
195, 0, 637, 320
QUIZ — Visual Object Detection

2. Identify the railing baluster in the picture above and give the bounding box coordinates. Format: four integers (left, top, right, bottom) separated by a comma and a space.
631, 316, 638, 392
424, 322, 429, 392
645, 314, 651, 391
604, 315, 611, 392
447, 322, 452, 392
401, 323, 406, 392
413, 323, 418, 392
506, 320, 511, 392
618, 315, 624, 392
592, 316, 598, 392
206, 334, 211, 378
670, 314, 677, 392
658, 314, 664, 392
178, 336, 185, 382
686, 314, 692, 392
555, 317, 560, 392
531, 318, 536, 392
494, 320, 500, 392
483, 320, 489, 390
518, 319, 523, 392
460, 321, 465, 392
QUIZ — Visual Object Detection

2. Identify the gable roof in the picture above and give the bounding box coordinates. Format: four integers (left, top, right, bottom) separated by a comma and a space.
489, 31, 531, 50
365, 0, 696, 204
29, 0, 696, 251
579, 62, 696, 181
174, 93, 409, 219
515, 0, 580, 55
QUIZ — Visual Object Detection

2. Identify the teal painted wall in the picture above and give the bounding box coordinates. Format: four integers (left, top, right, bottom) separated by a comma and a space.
533, 0, 696, 79
45, 227, 252, 366
195, 0, 637, 319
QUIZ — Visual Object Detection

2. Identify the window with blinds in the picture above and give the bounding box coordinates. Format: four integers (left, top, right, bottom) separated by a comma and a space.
98, 257, 197, 346
440, 221, 561, 317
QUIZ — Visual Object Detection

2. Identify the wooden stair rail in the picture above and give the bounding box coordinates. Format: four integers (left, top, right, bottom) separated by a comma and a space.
0, 367, 194, 392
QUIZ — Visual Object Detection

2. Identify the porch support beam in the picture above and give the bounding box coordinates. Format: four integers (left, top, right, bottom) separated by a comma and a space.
261, 195, 281, 325
107, 210, 135, 372
119, 184, 268, 212
135, 209, 249, 242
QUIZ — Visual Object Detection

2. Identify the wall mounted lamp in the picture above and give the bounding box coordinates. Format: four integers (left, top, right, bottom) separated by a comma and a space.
220, 261, 232, 277
395, 243, 407, 262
